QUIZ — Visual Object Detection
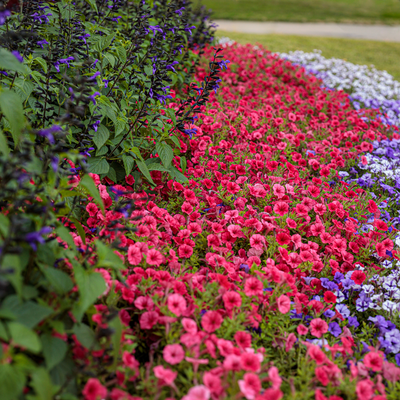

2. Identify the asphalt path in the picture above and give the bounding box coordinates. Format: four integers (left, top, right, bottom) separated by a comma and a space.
214, 20, 400, 42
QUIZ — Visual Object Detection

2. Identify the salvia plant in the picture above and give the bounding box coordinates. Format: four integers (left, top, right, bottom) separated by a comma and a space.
0, 0, 215, 186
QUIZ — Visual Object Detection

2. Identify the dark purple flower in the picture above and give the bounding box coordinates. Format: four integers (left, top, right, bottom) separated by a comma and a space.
25, 227, 52, 251
37, 39, 49, 49
12, 51, 23, 63
0, 10, 11, 26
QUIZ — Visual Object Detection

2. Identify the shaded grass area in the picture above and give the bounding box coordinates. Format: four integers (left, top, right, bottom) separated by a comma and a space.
216, 31, 400, 80
202, 0, 400, 24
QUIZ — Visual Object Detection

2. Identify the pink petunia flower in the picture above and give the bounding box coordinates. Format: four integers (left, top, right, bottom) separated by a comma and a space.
153, 365, 177, 386
145, 248, 164, 266
239, 373, 261, 400
201, 311, 223, 333
277, 295, 291, 314
82, 378, 107, 400
163, 344, 185, 365
167, 293, 186, 316
310, 318, 328, 338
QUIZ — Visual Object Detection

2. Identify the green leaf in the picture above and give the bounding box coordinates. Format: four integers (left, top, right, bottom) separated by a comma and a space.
0, 89, 24, 145
70, 217, 86, 245
93, 124, 109, 149
104, 53, 115, 68
2, 297, 53, 329
0, 364, 25, 400
73, 323, 96, 349
144, 65, 153, 76
55, 225, 75, 248
136, 159, 155, 186
87, 157, 110, 175
79, 174, 105, 213
180, 155, 187, 173
129, 146, 144, 160
109, 315, 123, 368
116, 46, 127, 63
122, 154, 134, 175
85, 0, 98, 12
41, 334, 68, 370
0, 48, 29, 74
169, 134, 181, 149
0, 213, 9, 235
38, 264, 74, 295
101, 34, 115, 51
95, 240, 124, 270
0, 321, 9, 341
156, 141, 174, 168
106, 166, 117, 183
31, 368, 54, 400
8, 322, 41, 353
73, 266, 106, 321
0, 128, 9, 156
33, 57, 48, 73
148, 162, 169, 172
169, 166, 188, 183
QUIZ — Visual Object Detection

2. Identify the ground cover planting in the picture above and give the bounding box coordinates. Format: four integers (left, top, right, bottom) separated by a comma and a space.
2, 2, 400, 400
279, 50, 400, 128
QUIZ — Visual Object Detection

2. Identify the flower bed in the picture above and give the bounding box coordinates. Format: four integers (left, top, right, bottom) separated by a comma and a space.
279, 50, 400, 128
62, 44, 400, 399
2, 14, 400, 396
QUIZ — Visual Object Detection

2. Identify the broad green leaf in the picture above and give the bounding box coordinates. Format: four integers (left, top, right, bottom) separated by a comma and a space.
169, 165, 188, 183
0, 89, 24, 145
136, 159, 155, 186
0, 213, 9, 235
31, 368, 54, 400
85, 0, 98, 12
55, 225, 75, 248
109, 315, 123, 368
79, 174, 105, 213
156, 141, 174, 168
3, 297, 53, 329
148, 162, 169, 172
93, 124, 109, 149
116, 46, 127, 63
101, 34, 115, 51
129, 146, 144, 160
106, 166, 117, 183
0, 321, 9, 341
38, 264, 74, 295
169, 134, 181, 149
0, 48, 29, 74
73, 265, 106, 321
33, 57, 48, 73
95, 240, 124, 270
144, 65, 153, 76
0, 364, 25, 400
104, 53, 115, 68
0, 128, 9, 156
122, 154, 134, 175
180, 155, 187, 173
87, 157, 110, 175
70, 217, 86, 245
8, 322, 41, 353
41, 334, 68, 370
73, 323, 96, 349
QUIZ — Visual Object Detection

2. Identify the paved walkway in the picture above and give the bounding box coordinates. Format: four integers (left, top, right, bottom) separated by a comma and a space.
214, 20, 400, 42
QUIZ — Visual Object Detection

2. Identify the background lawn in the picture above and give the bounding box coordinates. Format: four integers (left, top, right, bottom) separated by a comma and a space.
216, 31, 400, 80
202, 0, 400, 24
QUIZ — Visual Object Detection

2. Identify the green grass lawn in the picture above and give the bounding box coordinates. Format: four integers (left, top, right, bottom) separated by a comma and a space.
202, 0, 400, 24
216, 31, 400, 80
